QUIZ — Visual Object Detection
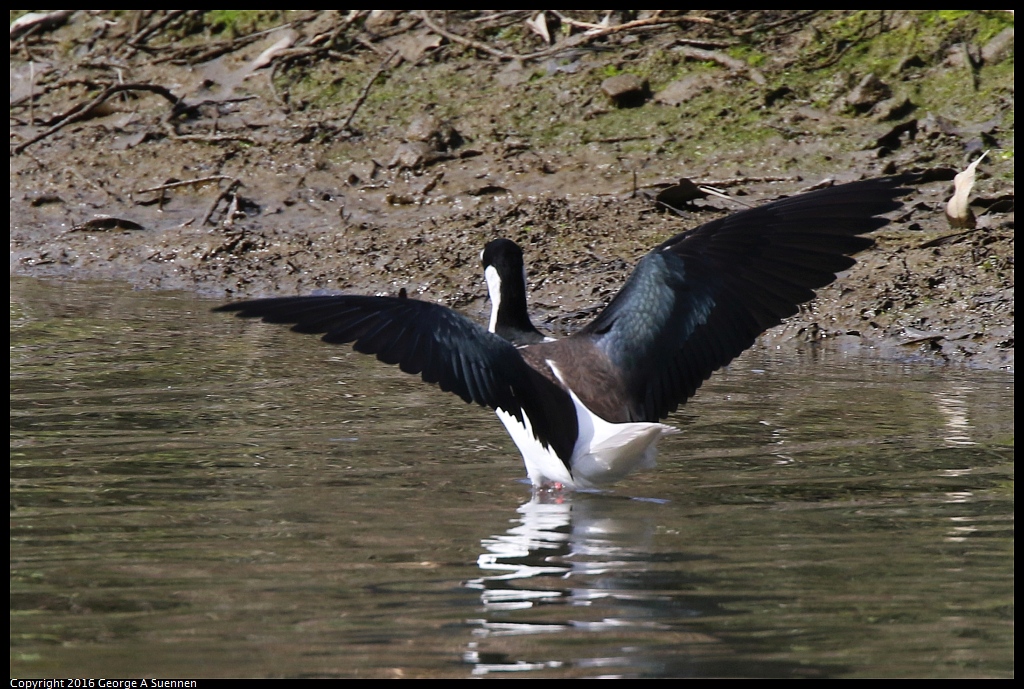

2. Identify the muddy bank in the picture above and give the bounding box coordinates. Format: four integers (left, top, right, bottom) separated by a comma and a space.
10, 11, 1014, 368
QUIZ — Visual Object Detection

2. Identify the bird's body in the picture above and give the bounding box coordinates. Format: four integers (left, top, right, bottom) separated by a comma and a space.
217, 175, 915, 489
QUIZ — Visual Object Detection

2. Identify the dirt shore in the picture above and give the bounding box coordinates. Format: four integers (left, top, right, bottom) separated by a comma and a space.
10, 11, 1014, 368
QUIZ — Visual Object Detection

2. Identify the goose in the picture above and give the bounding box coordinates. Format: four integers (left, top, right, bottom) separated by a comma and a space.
216, 175, 914, 489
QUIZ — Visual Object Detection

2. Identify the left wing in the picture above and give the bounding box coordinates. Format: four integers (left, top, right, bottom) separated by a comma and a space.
215, 295, 580, 464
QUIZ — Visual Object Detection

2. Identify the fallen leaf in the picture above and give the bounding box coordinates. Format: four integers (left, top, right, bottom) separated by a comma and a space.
250, 30, 297, 70
71, 217, 146, 232
525, 12, 551, 45
945, 150, 988, 228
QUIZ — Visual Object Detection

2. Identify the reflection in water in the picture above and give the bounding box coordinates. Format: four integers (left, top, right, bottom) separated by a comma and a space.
466, 494, 668, 675
10, 278, 1015, 678
935, 383, 976, 446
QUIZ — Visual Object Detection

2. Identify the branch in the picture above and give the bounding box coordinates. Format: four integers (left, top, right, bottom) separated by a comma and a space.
13, 83, 184, 155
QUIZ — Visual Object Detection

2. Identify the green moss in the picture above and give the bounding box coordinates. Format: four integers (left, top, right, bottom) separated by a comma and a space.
727, 45, 768, 68
247, 11, 1012, 181
205, 10, 284, 38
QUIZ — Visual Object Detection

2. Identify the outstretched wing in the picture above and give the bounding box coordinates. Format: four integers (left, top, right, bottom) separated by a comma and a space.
578, 175, 916, 422
216, 295, 579, 463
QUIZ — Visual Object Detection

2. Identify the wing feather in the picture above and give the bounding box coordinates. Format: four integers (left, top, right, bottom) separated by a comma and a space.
216, 295, 579, 461
577, 175, 917, 421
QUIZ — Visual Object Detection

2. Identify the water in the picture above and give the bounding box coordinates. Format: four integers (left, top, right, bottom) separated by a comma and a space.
10, 277, 1014, 678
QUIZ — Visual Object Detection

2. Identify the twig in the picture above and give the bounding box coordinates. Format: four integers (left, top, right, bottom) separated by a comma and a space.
161, 120, 256, 144
138, 175, 238, 213
121, 10, 190, 54
13, 83, 183, 154
201, 178, 243, 226
416, 12, 515, 60
66, 166, 113, 199
550, 10, 674, 33
918, 228, 981, 249
733, 10, 819, 36
28, 61, 36, 126
564, 12, 713, 35
222, 193, 241, 228
340, 52, 398, 132
469, 11, 531, 26
698, 186, 754, 208
11, 76, 110, 112
419, 11, 718, 63
136, 175, 237, 194
676, 46, 765, 85
700, 175, 800, 187
353, 34, 396, 57
171, 133, 256, 143
671, 36, 737, 49
147, 20, 302, 65
550, 10, 614, 32
961, 41, 980, 92
807, 11, 885, 71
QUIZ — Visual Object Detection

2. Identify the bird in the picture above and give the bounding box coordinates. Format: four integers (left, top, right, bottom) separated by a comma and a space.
216, 175, 915, 490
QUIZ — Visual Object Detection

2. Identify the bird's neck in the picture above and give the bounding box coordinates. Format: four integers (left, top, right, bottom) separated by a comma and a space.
485, 265, 545, 344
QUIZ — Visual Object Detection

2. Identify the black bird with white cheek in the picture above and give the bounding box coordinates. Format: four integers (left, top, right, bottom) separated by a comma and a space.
217, 175, 915, 490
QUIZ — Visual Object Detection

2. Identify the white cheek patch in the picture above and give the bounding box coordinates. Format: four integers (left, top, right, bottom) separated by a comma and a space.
484, 265, 502, 333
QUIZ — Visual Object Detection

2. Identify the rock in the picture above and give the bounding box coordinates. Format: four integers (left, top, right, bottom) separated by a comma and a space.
655, 75, 714, 106
405, 114, 462, 152
982, 27, 1014, 64
872, 97, 915, 121
600, 74, 649, 108
846, 73, 892, 113
388, 141, 435, 169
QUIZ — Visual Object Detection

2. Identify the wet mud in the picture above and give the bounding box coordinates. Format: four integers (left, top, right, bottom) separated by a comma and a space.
10, 11, 1014, 368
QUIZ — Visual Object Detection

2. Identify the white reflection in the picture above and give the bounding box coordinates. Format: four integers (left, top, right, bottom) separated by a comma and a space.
935, 384, 976, 446
464, 491, 673, 675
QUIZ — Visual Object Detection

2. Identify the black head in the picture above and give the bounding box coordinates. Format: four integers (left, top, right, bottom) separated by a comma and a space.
481, 238, 525, 275
480, 238, 547, 345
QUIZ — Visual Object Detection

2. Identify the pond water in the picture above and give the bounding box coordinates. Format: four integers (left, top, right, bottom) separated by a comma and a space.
10, 277, 1014, 678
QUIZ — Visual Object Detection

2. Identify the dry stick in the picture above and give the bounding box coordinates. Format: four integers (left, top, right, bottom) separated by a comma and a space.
201, 179, 242, 227
197, 20, 301, 64
416, 12, 514, 60
136, 175, 237, 213
136, 175, 237, 195
122, 10, 189, 53
418, 11, 717, 63
918, 228, 983, 250
676, 46, 765, 85
173, 133, 256, 143
340, 52, 398, 132
147, 20, 301, 66
28, 61, 35, 127
13, 83, 183, 154
549, 10, 664, 32
549, 10, 609, 31
807, 12, 885, 71
703, 175, 799, 187
352, 34, 395, 58
526, 16, 719, 59
16, 22, 43, 61
469, 10, 531, 25
961, 42, 979, 92
733, 10, 818, 36
222, 193, 241, 228
12, 76, 109, 111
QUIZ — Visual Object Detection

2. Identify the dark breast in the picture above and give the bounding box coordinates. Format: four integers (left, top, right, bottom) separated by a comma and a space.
519, 339, 635, 423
